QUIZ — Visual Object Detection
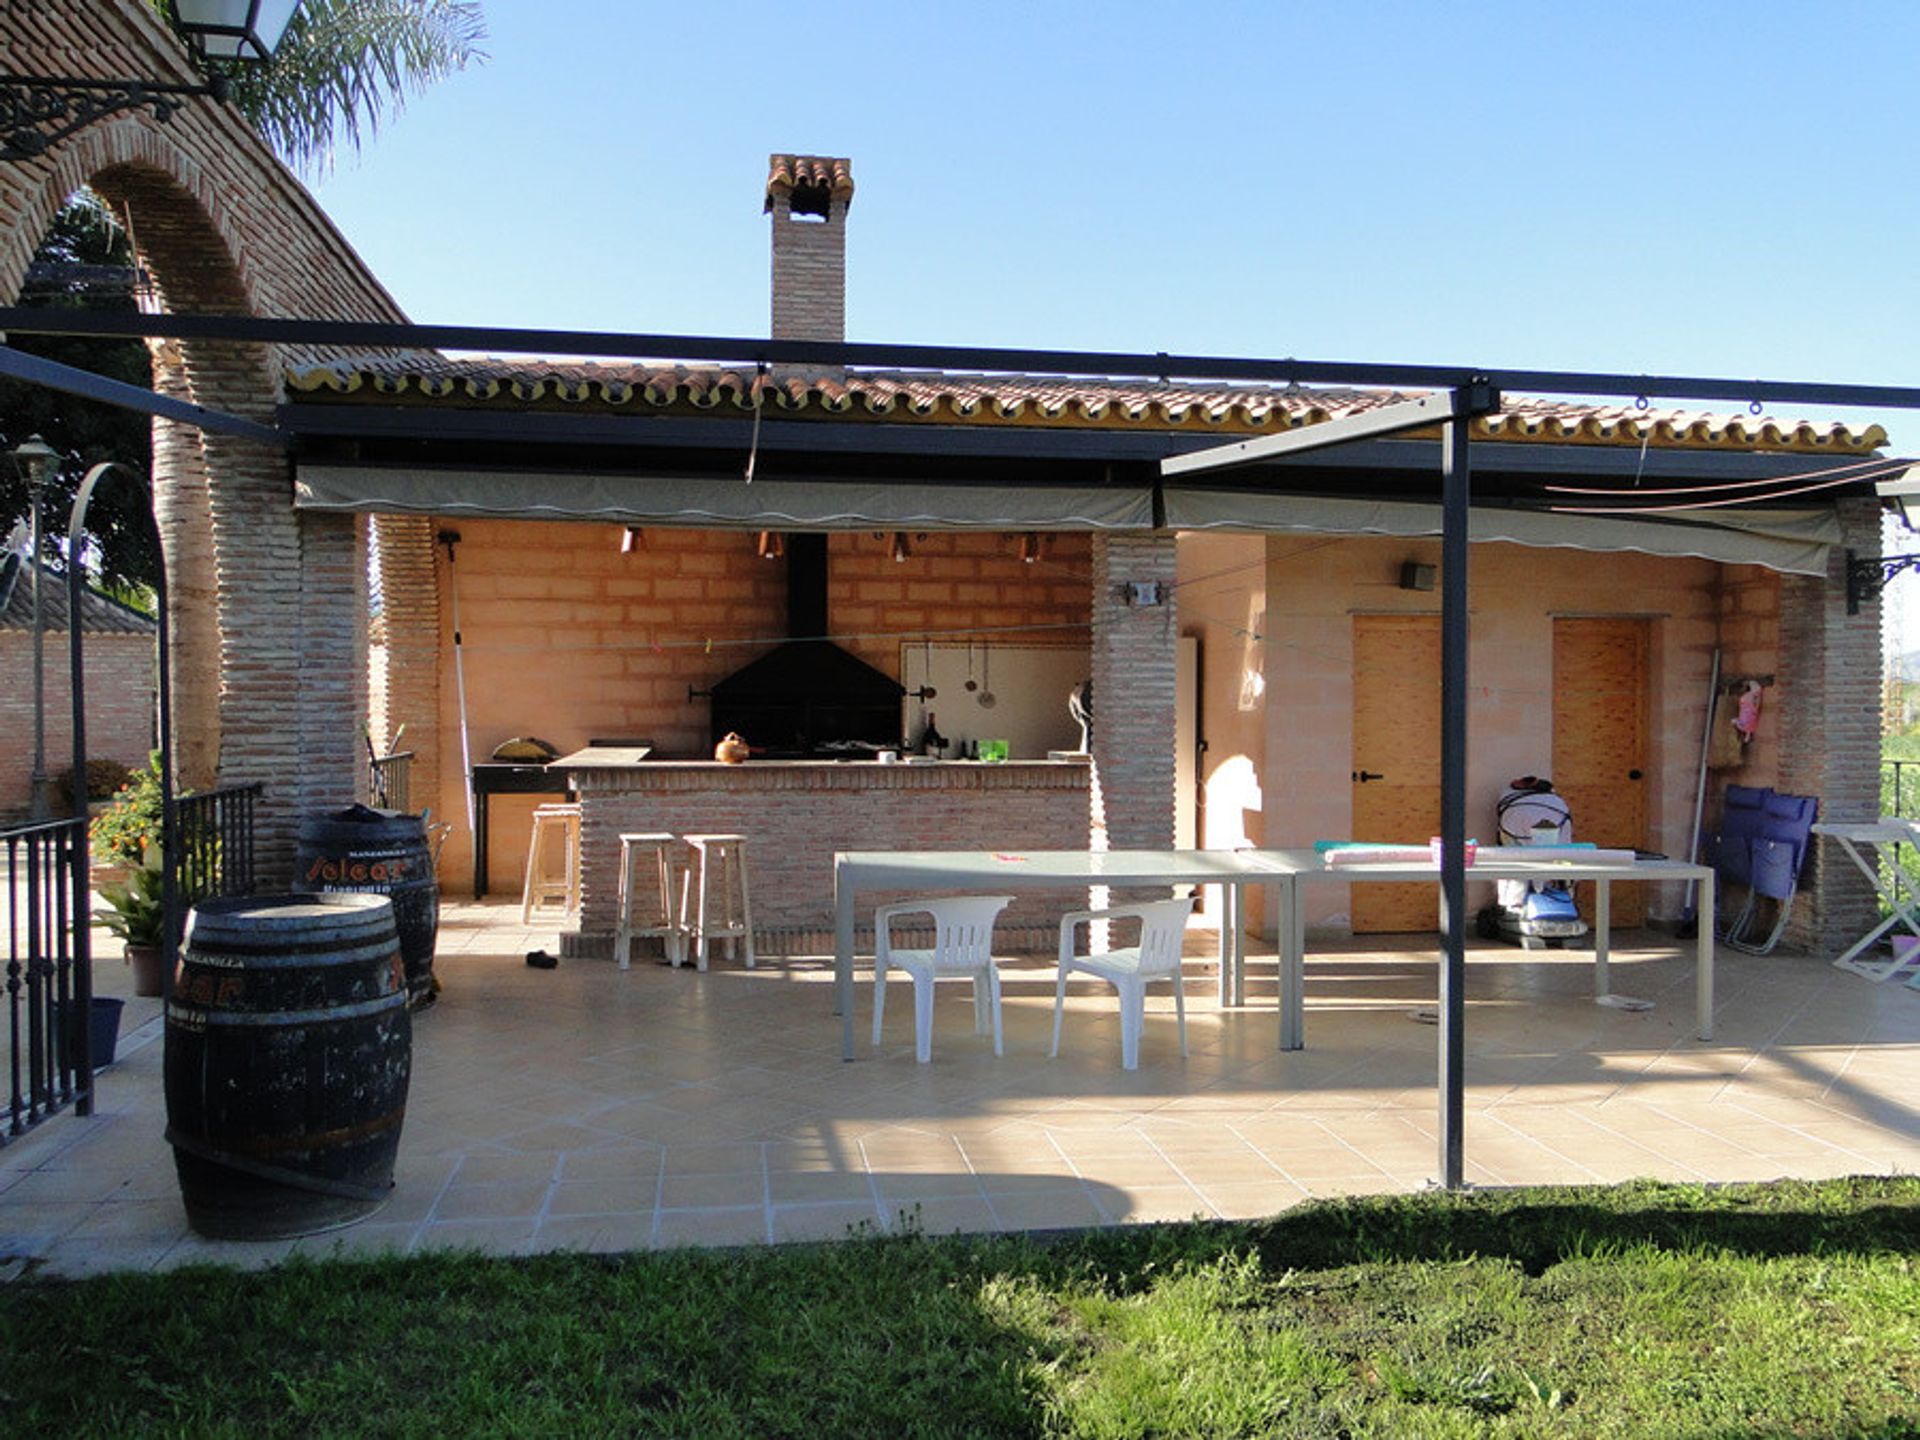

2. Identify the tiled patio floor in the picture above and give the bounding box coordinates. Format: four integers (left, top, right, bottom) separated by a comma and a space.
4, 900, 1918, 1277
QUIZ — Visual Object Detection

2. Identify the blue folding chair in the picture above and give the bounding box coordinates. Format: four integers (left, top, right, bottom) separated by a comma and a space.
1710, 784, 1771, 944
1720, 789, 1819, 955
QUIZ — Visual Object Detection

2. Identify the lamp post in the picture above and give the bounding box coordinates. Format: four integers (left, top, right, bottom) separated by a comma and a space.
12, 435, 60, 821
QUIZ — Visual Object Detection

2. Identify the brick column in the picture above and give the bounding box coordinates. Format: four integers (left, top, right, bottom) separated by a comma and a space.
1087, 533, 1178, 853
1777, 496, 1882, 952
150, 340, 221, 791
370, 514, 442, 824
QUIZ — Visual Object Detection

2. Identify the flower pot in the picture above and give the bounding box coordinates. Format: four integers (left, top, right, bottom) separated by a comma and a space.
125, 942, 167, 997
56, 997, 124, 1071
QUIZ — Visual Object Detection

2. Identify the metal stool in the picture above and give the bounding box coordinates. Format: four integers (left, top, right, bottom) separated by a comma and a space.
680, 833, 755, 970
521, 803, 581, 924
615, 832, 685, 968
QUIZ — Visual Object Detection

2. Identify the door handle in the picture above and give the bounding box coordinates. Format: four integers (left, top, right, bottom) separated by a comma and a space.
1352, 770, 1385, 783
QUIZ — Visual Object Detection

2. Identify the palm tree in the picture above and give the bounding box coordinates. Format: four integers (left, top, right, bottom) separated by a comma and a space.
217, 0, 488, 176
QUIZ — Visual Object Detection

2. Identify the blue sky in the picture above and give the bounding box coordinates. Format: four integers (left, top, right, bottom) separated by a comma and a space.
305, 1, 1920, 627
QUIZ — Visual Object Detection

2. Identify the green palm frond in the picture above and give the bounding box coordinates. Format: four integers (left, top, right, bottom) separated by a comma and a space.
164, 0, 488, 176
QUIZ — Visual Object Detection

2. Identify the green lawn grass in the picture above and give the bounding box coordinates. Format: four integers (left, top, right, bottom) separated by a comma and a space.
4, 1177, 1917, 1436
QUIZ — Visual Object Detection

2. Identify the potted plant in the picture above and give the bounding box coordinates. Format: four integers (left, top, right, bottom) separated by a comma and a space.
89, 752, 163, 891
93, 841, 169, 996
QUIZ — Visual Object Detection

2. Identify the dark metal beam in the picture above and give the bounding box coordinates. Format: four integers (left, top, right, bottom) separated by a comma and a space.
0, 344, 286, 447
7, 307, 1920, 412
1438, 419, 1471, 1190
281, 401, 1882, 484
1161, 385, 1501, 475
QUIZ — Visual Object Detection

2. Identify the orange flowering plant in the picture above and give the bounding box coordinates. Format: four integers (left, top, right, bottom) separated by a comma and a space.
89, 752, 163, 867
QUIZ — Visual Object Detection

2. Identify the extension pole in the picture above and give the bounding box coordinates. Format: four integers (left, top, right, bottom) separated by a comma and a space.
440, 531, 475, 837
1682, 647, 1722, 928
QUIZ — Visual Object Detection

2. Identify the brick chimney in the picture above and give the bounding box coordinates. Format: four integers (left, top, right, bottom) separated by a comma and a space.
765, 154, 854, 344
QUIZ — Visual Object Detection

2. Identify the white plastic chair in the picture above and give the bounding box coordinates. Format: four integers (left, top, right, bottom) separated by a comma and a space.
871, 895, 1014, 1063
1051, 897, 1196, 1070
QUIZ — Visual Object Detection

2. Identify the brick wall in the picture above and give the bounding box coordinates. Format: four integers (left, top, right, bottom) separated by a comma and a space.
570, 763, 1091, 957
769, 190, 848, 344
371, 514, 441, 822
1776, 497, 1882, 951
0, 630, 154, 818
1088, 533, 1179, 857
1262, 535, 1724, 934
430, 520, 1093, 894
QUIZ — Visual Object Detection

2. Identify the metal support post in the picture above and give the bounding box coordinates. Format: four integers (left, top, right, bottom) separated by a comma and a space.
1438, 413, 1472, 1189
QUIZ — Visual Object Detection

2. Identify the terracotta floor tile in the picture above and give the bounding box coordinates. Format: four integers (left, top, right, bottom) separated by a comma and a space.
432, 1182, 550, 1222
772, 1202, 885, 1244
652, 1206, 768, 1249
658, 1171, 764, 1210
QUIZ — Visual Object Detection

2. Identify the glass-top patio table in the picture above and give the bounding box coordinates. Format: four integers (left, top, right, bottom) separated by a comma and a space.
832, 849, 1301, 1062
1273, 849, 1717, 1044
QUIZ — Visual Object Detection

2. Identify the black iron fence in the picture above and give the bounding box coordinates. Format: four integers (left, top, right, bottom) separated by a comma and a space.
2, 817, 91, 1145
172, 783, 263, 908
369, 751, 413, 813
1884, 761, 1920, 822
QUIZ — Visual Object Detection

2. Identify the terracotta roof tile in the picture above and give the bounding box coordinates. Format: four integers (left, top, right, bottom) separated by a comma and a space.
766, 154, 854, 213
283, 356, 1887, 455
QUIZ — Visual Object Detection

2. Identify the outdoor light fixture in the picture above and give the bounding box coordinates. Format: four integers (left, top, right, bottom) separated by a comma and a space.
1016, 532, 1045, 564
889, 532, 912, 563
10, 435, 61, 821
755, 531, 785, 560
1399, 561, 1436, 592
619, 525, 643, 553
1, 0, 303, 162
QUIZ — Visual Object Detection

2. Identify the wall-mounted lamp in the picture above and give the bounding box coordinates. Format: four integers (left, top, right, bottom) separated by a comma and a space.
1, 0, 305, 162
1016, 532, 1046, 564
1399, 561, 1436, 592
755, 530, 785, 560
889, 532, 912, 563
619, 525, 644, 553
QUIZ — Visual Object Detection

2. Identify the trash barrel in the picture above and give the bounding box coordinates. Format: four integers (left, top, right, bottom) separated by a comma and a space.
164, 893, 411, 1240
55, 996, 124, 1072
293, 804, 440, 1009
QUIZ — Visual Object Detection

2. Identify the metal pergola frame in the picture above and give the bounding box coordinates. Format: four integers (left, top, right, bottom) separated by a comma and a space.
3, 303, 1913, 1190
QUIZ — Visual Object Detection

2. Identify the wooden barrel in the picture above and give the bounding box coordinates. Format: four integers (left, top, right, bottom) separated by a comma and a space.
165, 893, 411, 1240
293, 804, 440, 1009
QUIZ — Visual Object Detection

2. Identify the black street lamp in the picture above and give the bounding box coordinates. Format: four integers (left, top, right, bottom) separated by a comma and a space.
1, 1, 304, 162
10, 435, 61, 821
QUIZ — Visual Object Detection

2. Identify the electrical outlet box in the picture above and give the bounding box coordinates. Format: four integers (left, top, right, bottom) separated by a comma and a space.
1122, 580, 1164, 606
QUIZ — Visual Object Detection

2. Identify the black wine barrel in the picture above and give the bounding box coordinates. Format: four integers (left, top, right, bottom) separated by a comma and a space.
293, 804, 440, 1009
165, 893, 411, 1240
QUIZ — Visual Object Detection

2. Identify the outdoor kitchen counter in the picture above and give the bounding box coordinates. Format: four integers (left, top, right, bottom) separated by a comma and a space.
560, 758, 1093, 959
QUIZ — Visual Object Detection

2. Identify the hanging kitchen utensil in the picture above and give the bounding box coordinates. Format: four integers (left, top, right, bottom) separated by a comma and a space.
964, 641, 979, 692
977, 646, 996, 709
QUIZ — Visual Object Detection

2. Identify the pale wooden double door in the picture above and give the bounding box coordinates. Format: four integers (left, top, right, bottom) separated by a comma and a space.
1349, 614, 1650, 934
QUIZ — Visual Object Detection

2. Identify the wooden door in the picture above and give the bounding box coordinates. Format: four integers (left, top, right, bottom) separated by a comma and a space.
1351, 615, 1442, 932
1552, 618, 1650, 927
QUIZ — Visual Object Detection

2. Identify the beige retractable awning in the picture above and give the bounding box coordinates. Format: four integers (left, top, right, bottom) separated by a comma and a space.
294, 465, 1155, 531
1161, 489, 1839, 575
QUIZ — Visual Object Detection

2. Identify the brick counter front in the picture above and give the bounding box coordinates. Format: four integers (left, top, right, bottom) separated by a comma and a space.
564, 760, 1093, 958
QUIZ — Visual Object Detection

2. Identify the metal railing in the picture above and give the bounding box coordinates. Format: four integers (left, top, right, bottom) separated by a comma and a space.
1, 817, 90, 1146
171, 783, 263, 909
369, 751, 413, 813
1883, 760, 1920, 821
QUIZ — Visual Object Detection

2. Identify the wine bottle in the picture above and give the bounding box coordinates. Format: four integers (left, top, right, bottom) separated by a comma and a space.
920, 712, 945, 756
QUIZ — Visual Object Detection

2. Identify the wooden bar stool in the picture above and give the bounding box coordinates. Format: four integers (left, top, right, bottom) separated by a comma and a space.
615, 832, 685, 969
680, 833, 755, 970
521, 803, 581, 924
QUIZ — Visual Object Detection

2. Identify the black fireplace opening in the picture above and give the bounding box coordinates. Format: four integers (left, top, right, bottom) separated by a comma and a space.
707, 534, 905, 758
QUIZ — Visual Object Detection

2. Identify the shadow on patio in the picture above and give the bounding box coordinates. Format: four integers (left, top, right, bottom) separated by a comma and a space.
4, 898, 1918, 1278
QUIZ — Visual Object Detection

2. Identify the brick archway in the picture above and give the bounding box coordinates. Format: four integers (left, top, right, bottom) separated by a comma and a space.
4, 0, 414, 880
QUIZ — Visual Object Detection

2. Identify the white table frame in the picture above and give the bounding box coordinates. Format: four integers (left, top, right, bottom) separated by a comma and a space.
1810, 820, 1920, 983
831, 849, 1295, 1062
831, 848, 1716, 1062
1271, 850, 1716, 1043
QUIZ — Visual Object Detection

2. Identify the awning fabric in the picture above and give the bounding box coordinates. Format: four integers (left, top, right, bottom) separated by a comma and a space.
294, 465, 1154, 531
1161, 489, 1839, 575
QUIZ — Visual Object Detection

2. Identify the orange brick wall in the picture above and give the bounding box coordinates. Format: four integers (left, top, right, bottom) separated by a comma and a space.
1259, 535, 1726, 934
0, 631, 154, 818
435, 521, 1094, 894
